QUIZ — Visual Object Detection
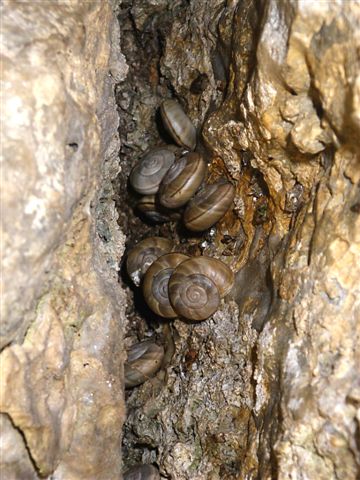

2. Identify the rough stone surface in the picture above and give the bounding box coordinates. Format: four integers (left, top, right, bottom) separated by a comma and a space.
118, 1, 360, 479
1, 2, 128, 479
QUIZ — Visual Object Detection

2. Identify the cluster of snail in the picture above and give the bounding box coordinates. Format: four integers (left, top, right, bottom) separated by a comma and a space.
124, 236, 234, 388
129, 99, 235, 231
124, 101, 237, 386
126, 236, 234, 321
123, 101, 237, 477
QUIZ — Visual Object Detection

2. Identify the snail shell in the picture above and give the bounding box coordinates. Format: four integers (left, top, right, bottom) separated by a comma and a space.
124, 340, 164, 389
143, 253, 190, 318
123, 464, 160, 480
183, 180, 235, 231
158, 152, 207, 209
168, 256, 234, 321
130, 147, 175, 195
136, 195, 181, 223
136, 195, 171, 223
160, 99, 196, 150
126, 237, 173, 286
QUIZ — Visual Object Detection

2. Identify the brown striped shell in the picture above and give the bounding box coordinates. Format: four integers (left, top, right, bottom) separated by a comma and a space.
124, 340, 164, 389
183, 180, 235, 231
130, 147, 175, 195
168, 256, 234, 321
126, 237, 173, 286
158, 152, 207, 209
135, 195, 181, 223
142, 253, 190, 318
160, 99, 196, 150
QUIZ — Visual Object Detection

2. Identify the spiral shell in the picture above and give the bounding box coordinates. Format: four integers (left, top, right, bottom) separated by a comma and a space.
158, 152, 207, 209
143, 253, 190, 318
135, 195, 171, 223
130, 147, 175, 195
183, 180, 235, 231
124, 340, 164, 389
126, 237, 173, 286
168, 256, 234, 321
160, 99, 196, 150
123, 464, 160, 480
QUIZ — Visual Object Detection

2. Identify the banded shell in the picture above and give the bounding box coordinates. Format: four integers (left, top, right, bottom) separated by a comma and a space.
168, 256, 234, 321
130, 147, 175, 195
126, 237, 173, 286
124, 340, 164, 389
136, 195, 172, 223
158, 152, 207, 209
183, 180, 235, 231
142, 253, 190, 318
160, 99, 196, 150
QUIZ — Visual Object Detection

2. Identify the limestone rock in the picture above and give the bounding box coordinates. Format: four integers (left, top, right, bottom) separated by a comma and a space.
1, 1, 127, 478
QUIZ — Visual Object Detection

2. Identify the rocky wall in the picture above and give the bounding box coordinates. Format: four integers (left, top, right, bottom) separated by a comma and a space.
1, 1, 128, 479
118, 1, 360, 479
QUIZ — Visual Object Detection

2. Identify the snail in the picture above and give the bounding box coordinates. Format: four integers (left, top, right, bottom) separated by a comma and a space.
158, 152, 207, 209
183, 180, 235, 231
135, 195, 181, 223
136, 195, 171, 223
143, 253, 190, 318
160, 99, 196, 150
168, 256, 234, 321
124, 340, 164, 389
130, 147, 175, 195
126, 237, 174, 286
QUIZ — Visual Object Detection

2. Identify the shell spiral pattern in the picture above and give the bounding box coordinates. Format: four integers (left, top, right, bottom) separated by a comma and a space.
124, 340, 164, 389
183, 180, 235, 231
130, 147, 175, 195
160, 99, 197, 150
126, 237, 174, 286
168, 256, 234, 320
158, 152, 207, 209
169, 272, 220, 321
143, 253, 190, 317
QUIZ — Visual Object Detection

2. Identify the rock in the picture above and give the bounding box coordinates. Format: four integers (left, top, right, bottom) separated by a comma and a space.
0, 1, 127, 478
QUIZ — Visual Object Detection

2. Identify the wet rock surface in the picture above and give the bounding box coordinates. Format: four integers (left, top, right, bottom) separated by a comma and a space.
118, 1, 360, 479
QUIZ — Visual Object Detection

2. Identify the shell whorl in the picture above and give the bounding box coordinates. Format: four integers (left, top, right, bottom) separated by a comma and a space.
160, 99, 196, 150
168, 256, 233, 321
142, 253, 190, 318
158, 152, 207, 209
135, 195, 181, 223
168, 271, 220, 321
126, 237, 174, 286
183, 180, 235, 231
130, 148, 175, 195
170, 256, 234, 299
124, 340, 164, 389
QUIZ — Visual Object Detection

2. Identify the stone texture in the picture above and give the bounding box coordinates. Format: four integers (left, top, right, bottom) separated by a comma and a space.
118, 1, 360, 479
1, 1, 128, 479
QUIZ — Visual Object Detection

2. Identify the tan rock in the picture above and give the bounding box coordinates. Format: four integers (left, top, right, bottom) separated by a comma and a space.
1, 1, 127, 478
